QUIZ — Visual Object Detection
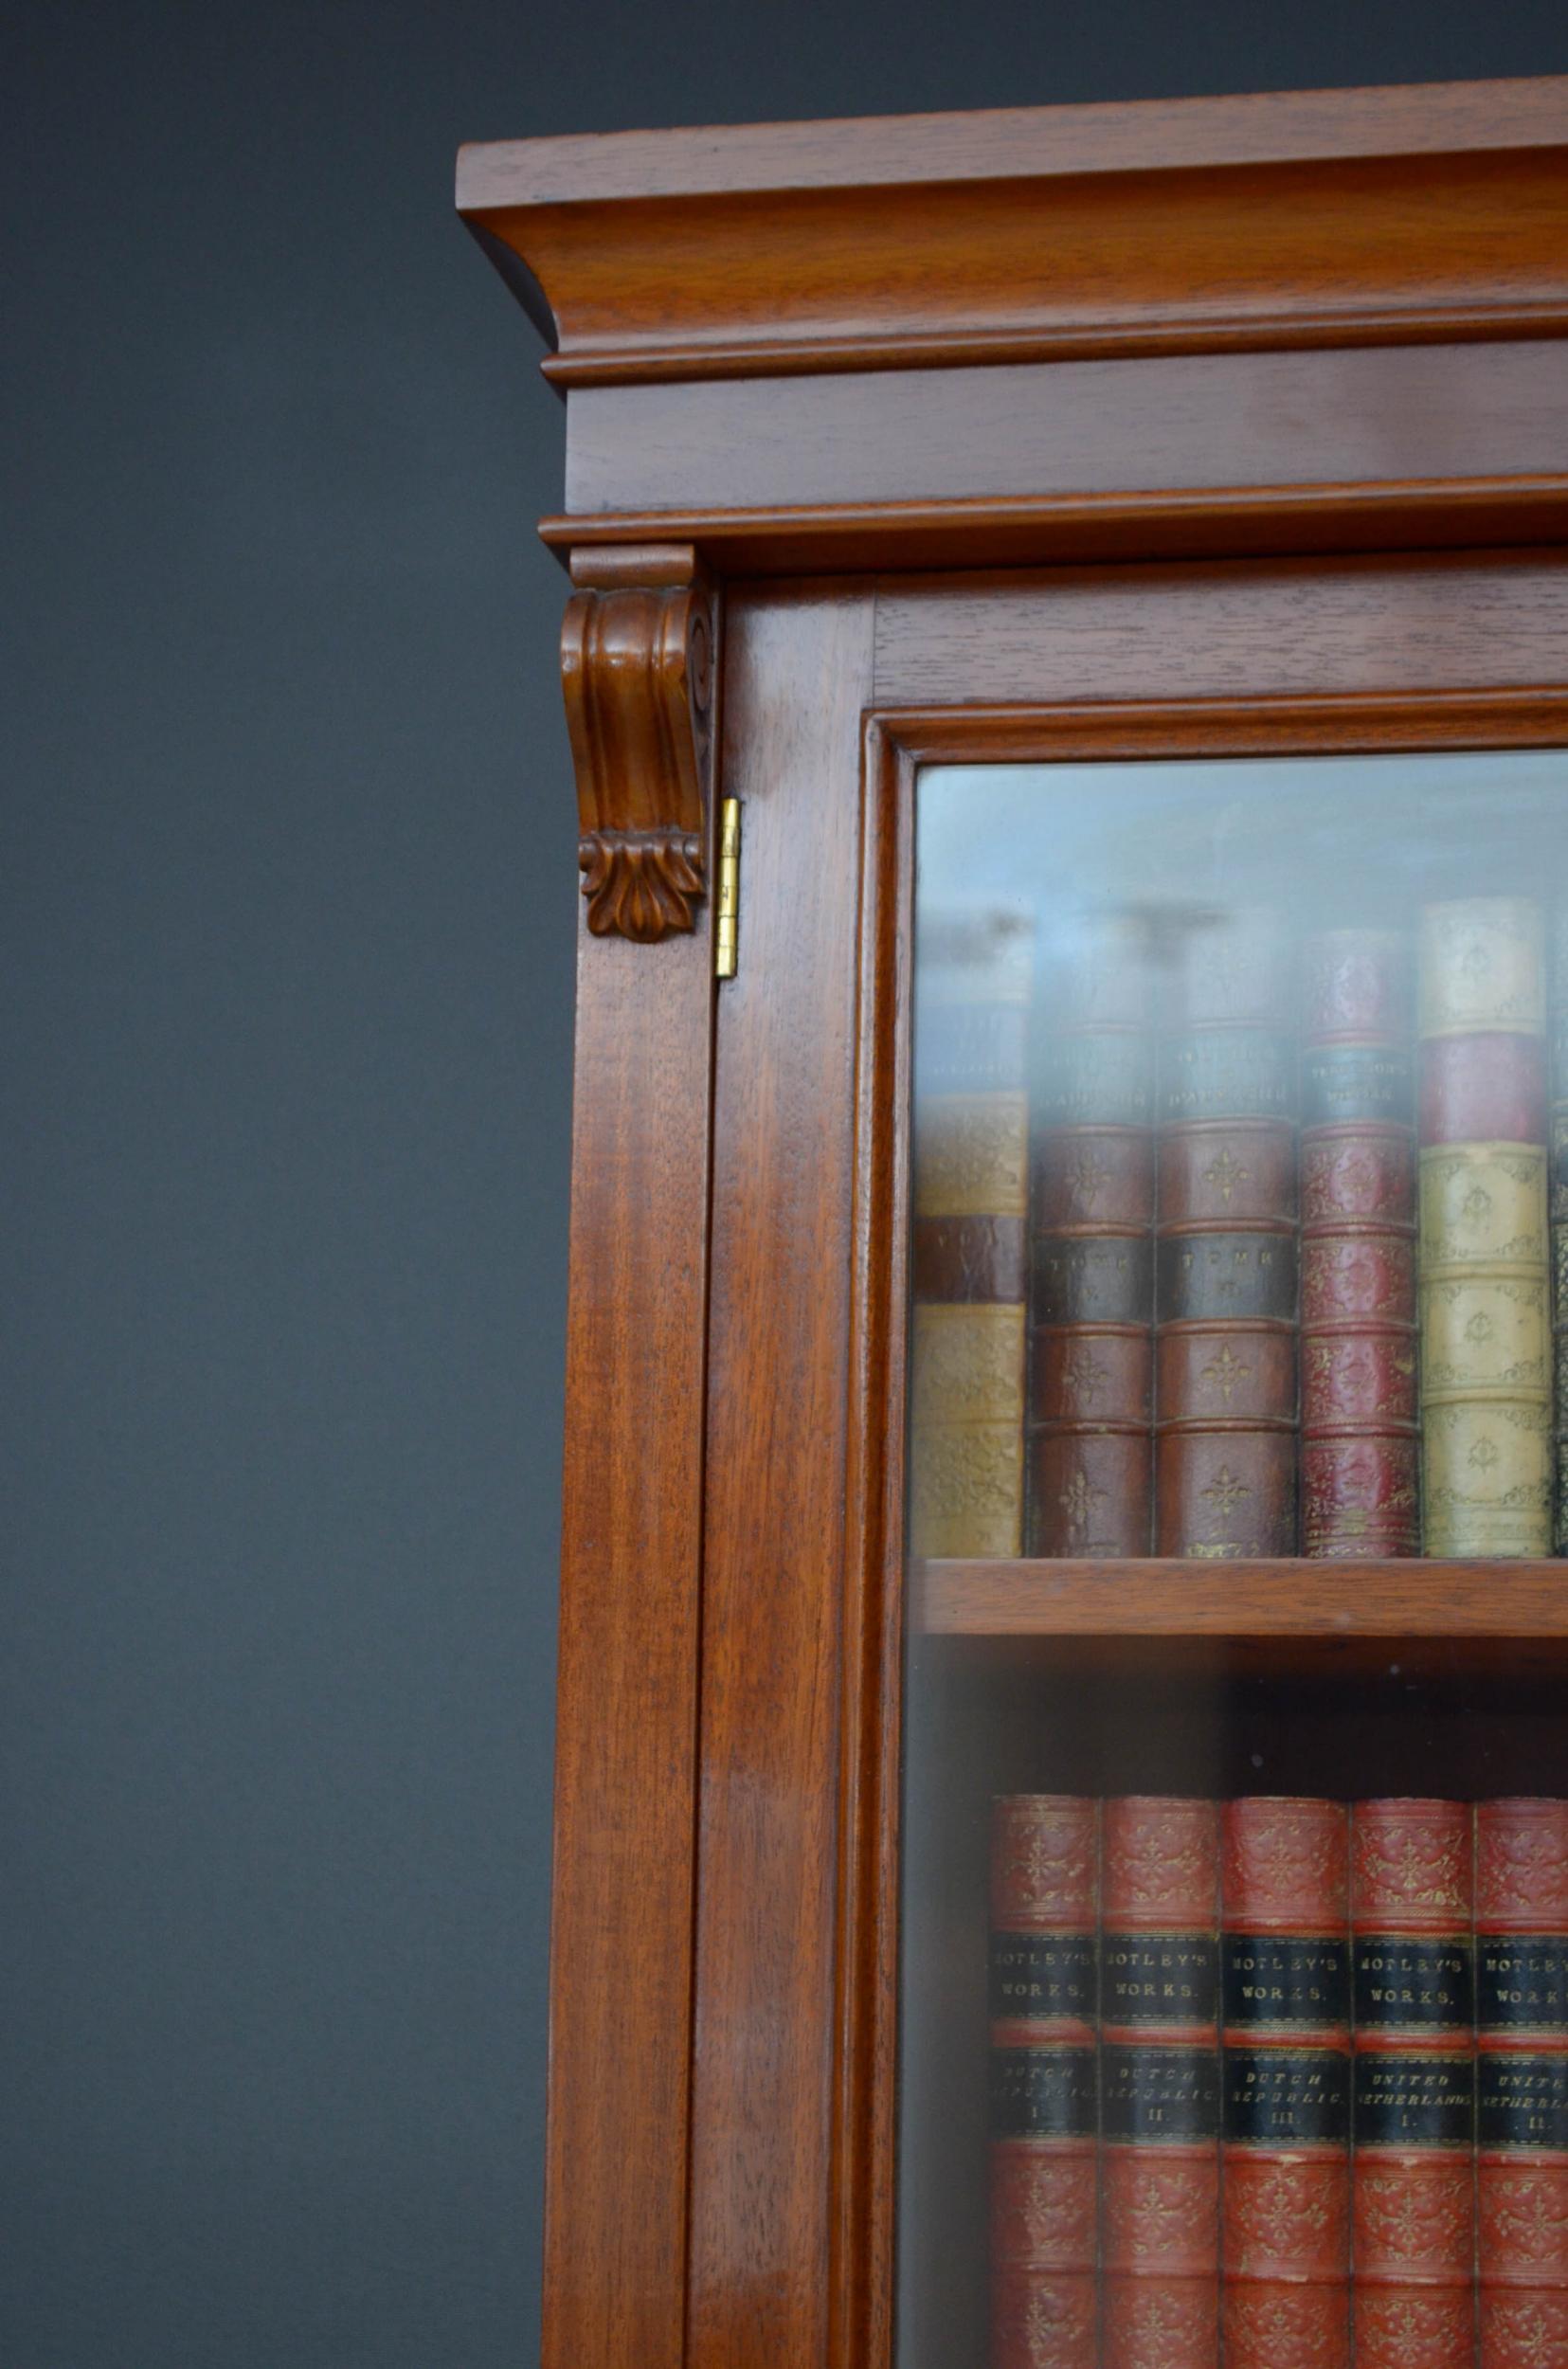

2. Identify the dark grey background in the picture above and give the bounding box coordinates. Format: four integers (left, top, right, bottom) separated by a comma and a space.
7, 2, 1568, 2361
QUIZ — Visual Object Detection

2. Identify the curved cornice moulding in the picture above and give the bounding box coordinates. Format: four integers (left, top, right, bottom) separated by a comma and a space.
458, 76, 1568, 389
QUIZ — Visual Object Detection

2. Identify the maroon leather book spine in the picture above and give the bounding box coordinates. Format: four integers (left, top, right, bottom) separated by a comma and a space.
1300, 930, 1419, 1555
1220, 1797, 1351, 2369
1101, 1797, 1220, 2369
1351, 1799, 1476, 2369
1420, 1032, 1549, 1148
1476, 1798, 1568, 2369
1028, 916, 1155, 1556
1154, 911, 1298, 1556
989, 1795, 1099, 2369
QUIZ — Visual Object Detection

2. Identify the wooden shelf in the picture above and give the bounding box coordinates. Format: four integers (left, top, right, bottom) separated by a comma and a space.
916, 1557, 1568, 1655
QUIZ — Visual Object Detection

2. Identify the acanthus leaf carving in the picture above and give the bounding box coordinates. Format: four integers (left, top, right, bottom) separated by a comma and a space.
561, 545, 716, 944
578, 826, 704, 944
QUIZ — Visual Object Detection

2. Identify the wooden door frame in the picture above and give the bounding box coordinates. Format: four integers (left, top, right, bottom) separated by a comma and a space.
689, 567, 1568, 2369
542, 545, 1568, 2369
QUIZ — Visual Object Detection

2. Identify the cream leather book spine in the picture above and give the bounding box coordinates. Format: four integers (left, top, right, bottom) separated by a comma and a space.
909, 910, 1032, 1558
1417, 897, 1551, 1556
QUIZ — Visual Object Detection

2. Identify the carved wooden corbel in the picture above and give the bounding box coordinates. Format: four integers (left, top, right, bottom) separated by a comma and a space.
562, 545, 716, 944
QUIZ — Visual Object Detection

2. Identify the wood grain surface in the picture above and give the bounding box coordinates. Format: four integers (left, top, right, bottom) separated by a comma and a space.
874, 552, 1568, 709
688, 586, 877, 2369
563, 343, 1568, 517
829, 726, 914, 2369
458, 78, 1568, 388
541, 479, 1568, 578
866, 684, 1568, 766
544, 882, 715, 2369
460, 79, 1568, 208
919, 1558, 1568, 1637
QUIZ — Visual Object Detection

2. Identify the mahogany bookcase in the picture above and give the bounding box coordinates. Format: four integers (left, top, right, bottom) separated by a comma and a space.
458, 76, 1568, 2369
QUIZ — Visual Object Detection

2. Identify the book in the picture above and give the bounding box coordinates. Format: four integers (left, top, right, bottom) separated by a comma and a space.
1476, 1798, 1568, 2369
1220, 1796, 1351, 2369
989, 1795, 1100, 2369
1028, 913, 1156, 1557
1100, 1796, 1220, 2369
1417, 896, 1553, 1556
1154, 910, 1298, 1556
1552, 905, 1568, 1554
1300, 930, 1420, 1556
1350, 1799, 1476, 2368
909, 910, 1032, 1558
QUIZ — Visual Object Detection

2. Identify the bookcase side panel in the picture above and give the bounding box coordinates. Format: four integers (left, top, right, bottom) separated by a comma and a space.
545, 848, 717, 2369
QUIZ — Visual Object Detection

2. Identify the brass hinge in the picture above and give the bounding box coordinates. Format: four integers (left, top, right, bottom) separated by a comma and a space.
714, 797, 741, 980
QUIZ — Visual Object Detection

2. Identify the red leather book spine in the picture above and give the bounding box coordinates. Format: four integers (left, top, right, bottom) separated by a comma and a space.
989, 1795, 1099, 2369
1154, 910, 1298, 1556
1100, 1797, 1220, 2369
1028, 915, 1155, 1555
1351, 1799, 1476, 2369
1477, 1797, 1568, 2369
1300, 930, 1418, 1556
1220, 1797, 1351, 2369
1420, 1032, 1549, 1148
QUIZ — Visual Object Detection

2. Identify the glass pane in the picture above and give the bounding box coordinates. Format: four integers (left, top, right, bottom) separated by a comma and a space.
896, 750, 1568, 2369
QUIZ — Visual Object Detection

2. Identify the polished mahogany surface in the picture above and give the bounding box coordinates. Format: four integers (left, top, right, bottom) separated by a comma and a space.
459, 78, 1568, 389
458, 74, 1568, 2369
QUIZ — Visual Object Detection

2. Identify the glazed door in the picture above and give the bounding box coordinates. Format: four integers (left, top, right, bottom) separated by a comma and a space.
693, 550, 1568, 2369
901, 748, 1568, 2369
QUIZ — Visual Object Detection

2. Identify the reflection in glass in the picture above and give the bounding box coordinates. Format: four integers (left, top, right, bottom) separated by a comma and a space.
910, 752, 1568, 1566
895, 751, 1568, 2369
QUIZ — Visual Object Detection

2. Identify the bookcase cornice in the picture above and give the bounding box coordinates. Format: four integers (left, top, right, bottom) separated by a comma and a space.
458, 76, 1568, 395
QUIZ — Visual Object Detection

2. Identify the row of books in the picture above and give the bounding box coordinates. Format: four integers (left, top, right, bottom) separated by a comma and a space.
910, 895, 1568, 1561
989, 1792, 1568, 2369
